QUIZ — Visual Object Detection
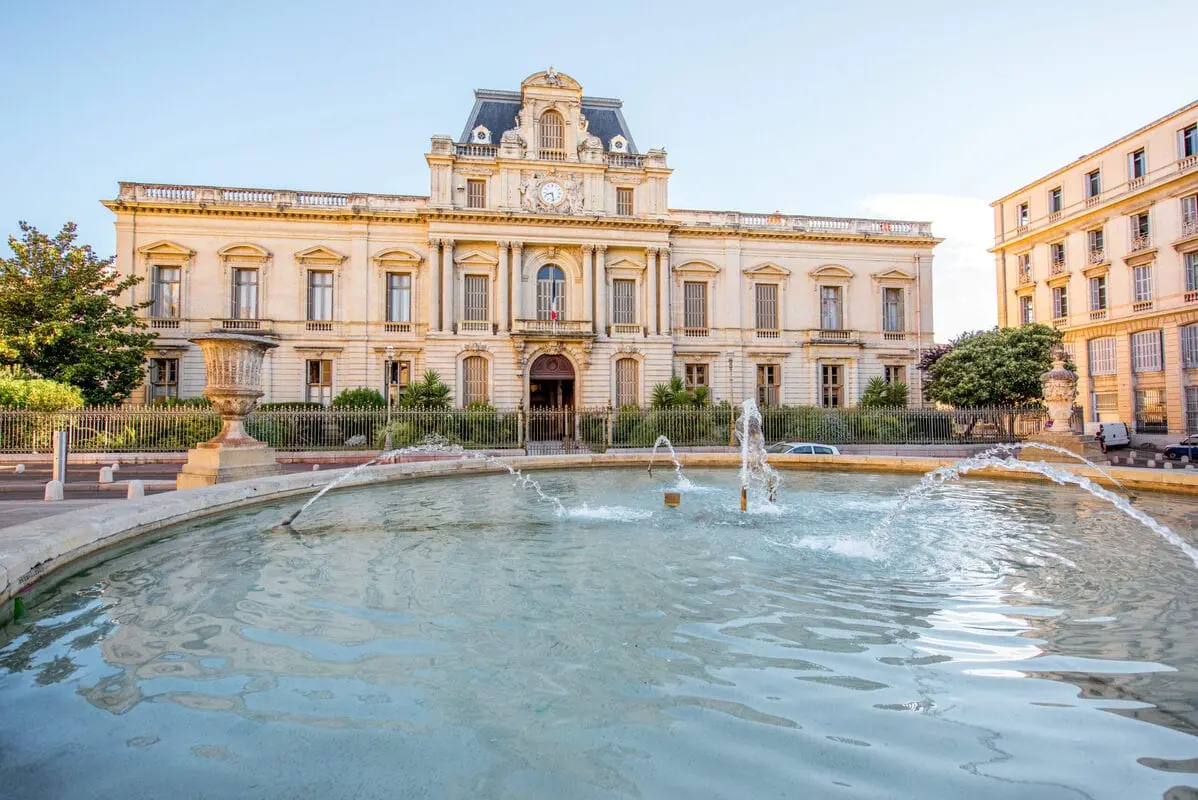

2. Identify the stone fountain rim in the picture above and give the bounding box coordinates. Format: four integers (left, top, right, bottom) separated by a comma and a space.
188, 332, 279, 348
2, 452, 1197, 613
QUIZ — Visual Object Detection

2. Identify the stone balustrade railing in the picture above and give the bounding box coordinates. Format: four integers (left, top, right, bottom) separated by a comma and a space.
671, 209, 934, 238
117, 182, 428, 213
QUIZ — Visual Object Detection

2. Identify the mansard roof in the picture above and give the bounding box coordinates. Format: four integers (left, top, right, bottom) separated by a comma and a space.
458, 89, 638, 154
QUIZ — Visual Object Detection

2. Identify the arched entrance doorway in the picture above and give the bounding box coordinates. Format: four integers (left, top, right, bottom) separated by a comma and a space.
528, 354, 575, 445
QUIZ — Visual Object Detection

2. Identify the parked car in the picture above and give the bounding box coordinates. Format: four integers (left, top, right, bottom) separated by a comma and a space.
1164, 435, 1198, 460
1094, 422, 1130, 453
766, 442, 841, 455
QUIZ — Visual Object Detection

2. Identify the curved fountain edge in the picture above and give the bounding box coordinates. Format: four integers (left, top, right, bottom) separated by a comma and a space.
2, 452, 1196, 610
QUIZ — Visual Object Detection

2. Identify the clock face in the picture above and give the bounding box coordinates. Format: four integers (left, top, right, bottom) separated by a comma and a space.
539, 182, 564, 206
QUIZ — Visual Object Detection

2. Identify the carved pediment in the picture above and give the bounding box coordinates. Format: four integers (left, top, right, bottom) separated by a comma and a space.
808, 264, 854, 280
373, 247, 423, 266
217, 242, 271, 262
871, 268, 913, 283
674, 259, 720, 274
606, 256, 645, 272
743, 262, 791, 277
453, 248, 500, 267
138, 240, 193, 263
294, 245, 346, 264
521, 68, 582, 91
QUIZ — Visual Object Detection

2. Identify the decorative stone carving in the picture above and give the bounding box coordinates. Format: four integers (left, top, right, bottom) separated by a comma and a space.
518, 171, 584, 214
1041, 347, 1078, 430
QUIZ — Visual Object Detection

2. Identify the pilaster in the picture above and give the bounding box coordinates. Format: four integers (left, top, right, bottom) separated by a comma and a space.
497, 241, 511, 333
595, 245, 608, 335
427, 239, 441, 332
441, 238, 455, 333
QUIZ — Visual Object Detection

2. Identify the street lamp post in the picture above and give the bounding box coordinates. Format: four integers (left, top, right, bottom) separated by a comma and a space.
384, 345, 395, 452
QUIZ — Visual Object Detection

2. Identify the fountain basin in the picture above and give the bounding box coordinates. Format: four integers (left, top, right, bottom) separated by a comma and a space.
2, 465, 1197, 798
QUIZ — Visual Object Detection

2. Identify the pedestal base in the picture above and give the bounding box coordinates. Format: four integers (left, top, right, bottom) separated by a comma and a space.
176, 443, 285, 490
1022, 430, 1109, 465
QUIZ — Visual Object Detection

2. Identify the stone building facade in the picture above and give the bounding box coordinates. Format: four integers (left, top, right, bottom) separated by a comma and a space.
108, 70, 937, 409
992, 101, 1198, 435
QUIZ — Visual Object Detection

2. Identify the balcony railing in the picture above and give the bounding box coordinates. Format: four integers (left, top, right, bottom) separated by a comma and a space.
606, 153, 645, 168
1130, 234, 1153, 252
755, 329, 781, 339
115, 182, 428, 214
306, 321, 334, 332
1017, 268, 1033, 286
882, 332, 907, 341
215, 318, 268, 331
538, 150, 567, 162
454, 143, 497, 158
384, 322, 413, 333
610, 323, 642, 336
1052, 317, 1067, 329
1088, 308, 1107, 321
681, 327, 709, 338
1050, 257, 1066, 275
459, 320, 492, 334
1181, 155, 1198, 172
813, 329, 853, 342
1128, 176, 1146, 190
512, 318, 593, 337
149, 318, 180, 329
1085, 194, 1102, 208
1185, 290, 1198, 304
1088, 248, 1107, 265
1181, 218, 1198, 239
672, 209, 934, 238
1131, 300, 1154, 313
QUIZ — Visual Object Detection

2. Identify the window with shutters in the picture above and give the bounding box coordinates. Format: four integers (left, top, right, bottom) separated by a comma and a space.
462, 356, 488, 405
820, 286, 843, 330
615, 358, 638, 406
1016, 203, 1029, 226
307, 271, 333, 321
466, 179, 486, 209
1135, 388, 1167, 433
612, 279, 635, 325
463, 275, 489, 322
147, 358, 179, 402
756, 364, 780, 407
1183, 194, 1198, 229
1128, 148, 1146, 180
1131, 330, 1163, 373
1048, 186, 1062, 214
306, 359, 333, 406
1186, 252, 1198, 293
820, 364, 842, 408
151, 266, 181, 318
1092, 391, 1118, 420
1052, 286, 1068, 320
1087, 228, 1105, 260
684, 363, 708, 390
231, 268, 258, 320
755, 283, 779, 335
1088, 338, 1116, 375
386, 272, 411, 323
1187, 387, 1198, 433
683, 281, 707, 335
1181, 324, 1198, 368
1019, 295, 1034, 325
538, 111, 565, 160
1181, 123, 1198, 159
1085, 169, 1101, 199
882, 287, 904, 332
536, 266, 566, 320
1089, 276, 1107, 311
616, 187, 633, 216
1133, 265, 1153, 303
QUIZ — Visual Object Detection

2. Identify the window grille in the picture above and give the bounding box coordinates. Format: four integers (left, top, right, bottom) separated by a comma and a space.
1088, 338, 1117, 375
1131, 330, 1163, 373
612, 279, 635, 325
615, 358, 638, 406
538, 111, 564, 158
463, 356, 488, 405
683, 282, 707, 330
466, 179, 486, 209
616, 187, 633, 216
464, 275, 489, 322
755, 283, 779, 331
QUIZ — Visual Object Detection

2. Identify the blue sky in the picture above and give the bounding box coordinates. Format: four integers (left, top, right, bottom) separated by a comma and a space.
1, 0, 1193, 339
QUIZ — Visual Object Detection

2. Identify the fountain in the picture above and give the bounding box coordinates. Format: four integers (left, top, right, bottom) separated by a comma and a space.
736, 398, 779, 510
1022, 346, 1108, 464
175, 332, 285, 489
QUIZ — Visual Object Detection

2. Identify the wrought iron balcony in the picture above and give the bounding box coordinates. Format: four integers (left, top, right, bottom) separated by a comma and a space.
1130, 234, 1153, 253
1050, 257, 1066, 275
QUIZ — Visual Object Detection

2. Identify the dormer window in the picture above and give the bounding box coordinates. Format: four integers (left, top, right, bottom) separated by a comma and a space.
538, 110, 565, 161
471, 125, 491, 144
610, 135, 627, 153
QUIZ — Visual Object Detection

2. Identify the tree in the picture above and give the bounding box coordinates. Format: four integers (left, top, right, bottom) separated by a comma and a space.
0, 222, 156, 405
399, 370, 451, 409
923, 324, 1063, 407
650, 375, 709, 409
859, 377, 909, 408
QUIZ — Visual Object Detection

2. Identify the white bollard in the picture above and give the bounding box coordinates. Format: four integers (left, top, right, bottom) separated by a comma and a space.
14, 464, 24, 474
44, 480, 64, 502
110, 462, 120, 472
98, 466, 114, 484
312, 464, 321, 471
1164, 462, 1173, 470
126, 480, 145, 500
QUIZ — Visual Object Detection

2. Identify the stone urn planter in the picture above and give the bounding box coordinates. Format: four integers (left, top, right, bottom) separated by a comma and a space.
1022, 346, 1109, 464
176, 333, 285, 489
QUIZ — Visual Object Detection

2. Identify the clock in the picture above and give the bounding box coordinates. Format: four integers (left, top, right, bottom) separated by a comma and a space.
539, 181, 564, 206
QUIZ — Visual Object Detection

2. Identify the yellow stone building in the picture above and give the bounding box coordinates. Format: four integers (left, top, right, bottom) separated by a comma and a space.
992, 101, 1198, 437
108, 70, 938, 409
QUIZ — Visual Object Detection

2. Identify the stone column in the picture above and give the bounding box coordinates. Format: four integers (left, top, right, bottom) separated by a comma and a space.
441, 238, 455, 334
427, 239, 441, 332
582, 245, 594, 330
511, 243, 524, 322
497, 241, 510, 333
659, 245, 672, 336
646, 247, 658, 335
595, 245, 608, 335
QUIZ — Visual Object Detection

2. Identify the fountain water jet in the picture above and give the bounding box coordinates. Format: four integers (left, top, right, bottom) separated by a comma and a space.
736, 399, 780, 510
647, 435, 693, 489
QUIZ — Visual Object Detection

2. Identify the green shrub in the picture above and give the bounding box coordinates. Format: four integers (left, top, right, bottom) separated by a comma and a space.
152, 395, 212, 408
399, 371, 451, 409
332, 387, 385, 408
0, 375, 85, 411
860, 378, 909, 409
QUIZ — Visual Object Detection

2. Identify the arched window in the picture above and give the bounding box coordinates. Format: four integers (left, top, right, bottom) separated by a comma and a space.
615, 358, 638, 407
538, 111, 565, 160
462, 356, 488, 406
536, 265, 567, 321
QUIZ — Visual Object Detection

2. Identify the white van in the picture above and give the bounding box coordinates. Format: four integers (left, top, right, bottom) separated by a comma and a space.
1095, 422, 1130, 453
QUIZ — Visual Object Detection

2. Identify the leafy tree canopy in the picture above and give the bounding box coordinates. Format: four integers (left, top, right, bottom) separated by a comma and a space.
650, 375, 710, 409
923, 324, 1063, 407
0, 222, 156, 405
859, 377, 909, 409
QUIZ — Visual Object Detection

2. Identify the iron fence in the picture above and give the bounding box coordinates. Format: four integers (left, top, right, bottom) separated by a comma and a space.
0, 404, 1054, 454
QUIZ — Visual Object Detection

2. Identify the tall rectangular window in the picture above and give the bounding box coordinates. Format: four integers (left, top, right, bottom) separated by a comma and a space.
462, 355, 488, 405
384, 359, 411, 403
616, 187, 634, 216
307, 271, 333, 321
1132, 330, 1163, 372
1048, 186, 1062, 214
231, 268, 259, 320
463, 275, 489, 322
884, 365, 905, 385
755, 283, 779, 332
1085, 169, 1101, 198
683, 281, 707, 332
305, 359, 333, 406
1181, 123, 1198, 159
147, 358, 178, 402
1133, 265, 1154, 303
1181, 324, 1198, 368
684, 363, 708, 390
612, 279, 635, 325
1135, 388, 1167, 434
1183, 194, 1198, 228
1089, 275, 1107, 310
151, 266, 181, 318
615, 358, 638, 406
1016, 202, 1029, 226
820, 364, 842, 408
1088, 337, 1117, 375
1187, 253, 1198, 293
882, 287, 904, 332
1052, 286, 1068, 319
1019, 295, 1034, 325
1087, 228, 1104, 258
386, 272, 411, 323
1017, 253, 1031, 281
819, 286, 842, 329
1187, 387, 1198, 434
756, 364, 780, 407
1049, 242, 1065, 269
1128, 148, 1146, 179
1130, 212, 1150, 244
466, 179, 486, 209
